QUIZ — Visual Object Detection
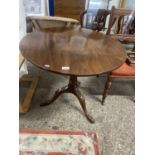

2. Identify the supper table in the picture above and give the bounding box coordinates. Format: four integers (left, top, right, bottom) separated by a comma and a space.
20, 26, 126, 123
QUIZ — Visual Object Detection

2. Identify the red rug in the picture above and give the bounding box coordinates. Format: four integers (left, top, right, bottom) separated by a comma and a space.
19, 129, 100, 155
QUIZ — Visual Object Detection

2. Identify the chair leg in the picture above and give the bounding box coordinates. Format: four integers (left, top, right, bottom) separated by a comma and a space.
101, 76, 112, 105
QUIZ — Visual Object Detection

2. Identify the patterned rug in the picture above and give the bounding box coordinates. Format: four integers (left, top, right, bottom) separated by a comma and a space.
19, 129, 100, 155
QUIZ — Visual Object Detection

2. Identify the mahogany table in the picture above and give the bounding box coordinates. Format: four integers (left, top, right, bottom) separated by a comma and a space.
20, 27, 126, 123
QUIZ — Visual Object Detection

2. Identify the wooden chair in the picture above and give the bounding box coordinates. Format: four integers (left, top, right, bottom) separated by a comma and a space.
26, 16, 79, 33
19, 53, 39, 113
106, 6, 135, 44
101, 6, 135, 105
80, 9, 110, 31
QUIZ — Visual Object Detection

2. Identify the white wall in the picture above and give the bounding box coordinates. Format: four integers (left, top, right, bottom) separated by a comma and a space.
19, 0, 28, 77
85, 0, 120, 10
108, 0, 120, 9
125, 0, 135, 9
85, 0, 120, 29
19, 0, 26, 41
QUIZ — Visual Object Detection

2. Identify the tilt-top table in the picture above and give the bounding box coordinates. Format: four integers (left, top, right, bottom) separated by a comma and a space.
20, 26, 126, 123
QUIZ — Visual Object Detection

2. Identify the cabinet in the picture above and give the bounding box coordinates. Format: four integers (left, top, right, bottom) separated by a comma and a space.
54, 0, 86, 20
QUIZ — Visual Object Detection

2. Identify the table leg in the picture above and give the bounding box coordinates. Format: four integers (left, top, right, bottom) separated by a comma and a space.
40, 75, 95, 123
74, 87, 95, 123
40, 85, 69, 106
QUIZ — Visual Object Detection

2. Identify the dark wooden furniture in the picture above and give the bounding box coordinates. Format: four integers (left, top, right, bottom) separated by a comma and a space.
22, 16, 79, 112
20, 27, 126, 123
101, 6, 135, 105
106, 6, 135, 36
80, 9, 110, 31
54, 0, 86, 20
26, 16, 79, 33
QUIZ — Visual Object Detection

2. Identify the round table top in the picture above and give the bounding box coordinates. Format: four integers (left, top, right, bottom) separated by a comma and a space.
20, 27, 127, 76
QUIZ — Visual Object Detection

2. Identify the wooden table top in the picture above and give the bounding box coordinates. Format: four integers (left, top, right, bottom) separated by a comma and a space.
20, 27, 127, 76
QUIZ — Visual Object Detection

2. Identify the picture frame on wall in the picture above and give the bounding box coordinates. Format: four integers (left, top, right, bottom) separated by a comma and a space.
23, 0, 48, 16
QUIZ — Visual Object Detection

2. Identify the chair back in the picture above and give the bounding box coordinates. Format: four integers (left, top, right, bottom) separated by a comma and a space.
26, 16, 79, 33
107, 6, 135, 64
80, 9, 110, 31
107, 6, 135, 38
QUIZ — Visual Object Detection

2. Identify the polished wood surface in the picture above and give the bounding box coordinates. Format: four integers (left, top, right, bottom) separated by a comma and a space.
54, 0, 86, 20
20, 26, 127, 123
20, 26, 126, 76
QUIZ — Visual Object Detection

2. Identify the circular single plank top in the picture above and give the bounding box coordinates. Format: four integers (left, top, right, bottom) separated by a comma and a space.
28, 16, 79, 24
20, 27, 127, 76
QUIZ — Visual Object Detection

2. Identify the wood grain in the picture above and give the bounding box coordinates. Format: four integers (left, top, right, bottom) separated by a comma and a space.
20, 26, 127, 76
54, 0, 86, 20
